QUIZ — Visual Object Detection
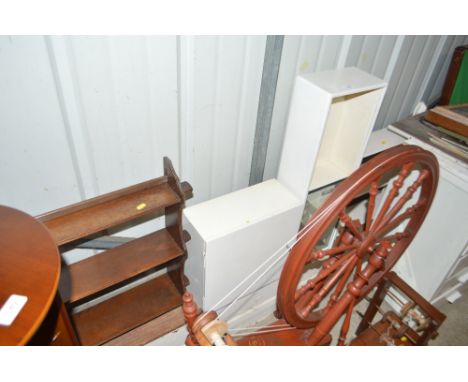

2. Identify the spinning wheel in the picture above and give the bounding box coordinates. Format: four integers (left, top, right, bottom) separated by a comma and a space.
276, 144, 439, 345
184, 145, 440, 346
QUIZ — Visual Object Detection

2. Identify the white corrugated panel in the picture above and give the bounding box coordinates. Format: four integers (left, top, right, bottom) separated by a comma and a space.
0, 36, 82, 215
1, 34, 466, 225
0, 35, 266, 224
178, 36, 266, 204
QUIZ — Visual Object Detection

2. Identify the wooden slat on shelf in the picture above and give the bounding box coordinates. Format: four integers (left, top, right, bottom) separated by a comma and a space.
103, 307, 185, 346
38, 179, 181, 246
65, 228, 184, 304
73, 274, 182, 346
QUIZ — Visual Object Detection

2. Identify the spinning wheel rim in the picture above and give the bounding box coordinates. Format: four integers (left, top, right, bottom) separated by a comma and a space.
277, 145, 439, 331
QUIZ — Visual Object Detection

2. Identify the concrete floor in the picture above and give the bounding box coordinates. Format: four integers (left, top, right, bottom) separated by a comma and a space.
431, 284, 468, 345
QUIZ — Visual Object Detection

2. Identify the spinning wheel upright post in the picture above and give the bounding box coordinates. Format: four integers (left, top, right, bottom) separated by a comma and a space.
184, 145, 439, 346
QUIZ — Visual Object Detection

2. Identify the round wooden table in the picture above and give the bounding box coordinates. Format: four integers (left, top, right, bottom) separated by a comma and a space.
0, 205, 60, 345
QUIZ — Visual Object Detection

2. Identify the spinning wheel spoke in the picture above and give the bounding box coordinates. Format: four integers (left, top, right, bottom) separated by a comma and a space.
374, 170, 430, 232
294, 250, 356, 302
365, 180, 380, 233
339, 211, 363, 241
375, 231, 410, 244
299, 254, 356, 318
333, 226, 347, 247
295, 281, 325, 317
306, 243, 358, 263
356, 257, 363, 274
337, 297, 356, 346
374, 198, 427, 239
323, 255, 358, 315
371, 162, 415, 230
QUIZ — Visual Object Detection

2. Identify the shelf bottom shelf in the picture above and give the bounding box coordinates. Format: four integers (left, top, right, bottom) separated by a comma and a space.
73, 274, 182, 346
103, 306, 185, 345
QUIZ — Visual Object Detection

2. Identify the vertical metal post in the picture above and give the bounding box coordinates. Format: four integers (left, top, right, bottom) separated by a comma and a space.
249, 35, 284, 185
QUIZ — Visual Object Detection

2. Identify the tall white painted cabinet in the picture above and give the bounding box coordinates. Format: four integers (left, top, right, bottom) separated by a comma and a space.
388, 120, 468, 303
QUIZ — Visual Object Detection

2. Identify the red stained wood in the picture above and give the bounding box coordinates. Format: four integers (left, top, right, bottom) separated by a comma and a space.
277, 145, 439, 335
236, 320, 331, 346
0, 206, 60, 345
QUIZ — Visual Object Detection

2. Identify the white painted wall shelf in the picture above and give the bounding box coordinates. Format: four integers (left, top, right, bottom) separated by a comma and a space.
278, 67, 387, 202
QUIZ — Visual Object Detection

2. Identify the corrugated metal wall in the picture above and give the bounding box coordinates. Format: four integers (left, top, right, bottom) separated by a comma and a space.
0, 35, 266, 219
264, 35, 468, 179
1, 35, 467, 220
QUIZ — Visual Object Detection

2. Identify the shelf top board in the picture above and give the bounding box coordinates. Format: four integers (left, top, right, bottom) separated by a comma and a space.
183, 179, 302, 241
300, 67, 387, 98
38, 179, 180, 246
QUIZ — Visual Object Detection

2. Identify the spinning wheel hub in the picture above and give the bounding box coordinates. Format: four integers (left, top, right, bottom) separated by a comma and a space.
356, 233, 378, 258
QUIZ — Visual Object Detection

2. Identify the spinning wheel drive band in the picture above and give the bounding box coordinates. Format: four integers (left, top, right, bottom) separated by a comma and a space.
277, 145, 439, 343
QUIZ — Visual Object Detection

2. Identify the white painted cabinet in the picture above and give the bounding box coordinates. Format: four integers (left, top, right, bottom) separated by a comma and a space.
184, 180, 303, 326
388, 122, 468, 303
394, 161, 468, 303
278, 67, 387, 202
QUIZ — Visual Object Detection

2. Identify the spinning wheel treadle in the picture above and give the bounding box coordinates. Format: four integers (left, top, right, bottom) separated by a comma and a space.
184, 145, 440, 346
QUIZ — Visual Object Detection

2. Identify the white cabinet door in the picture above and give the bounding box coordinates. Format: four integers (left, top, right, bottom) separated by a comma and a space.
394, 166, 468, 301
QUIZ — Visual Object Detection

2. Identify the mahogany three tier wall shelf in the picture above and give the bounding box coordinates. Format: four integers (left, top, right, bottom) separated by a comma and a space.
32, 157, 192, 345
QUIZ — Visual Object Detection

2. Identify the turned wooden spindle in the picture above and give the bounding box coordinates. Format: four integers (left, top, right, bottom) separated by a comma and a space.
373, 162, 415, 229
339, 212, 363, 240
365, 180, 379, 232
182, 291, 200, 346
307, 243, 357, 263
300, 254, 356, 318
295, 256, 340, 301
378, 169, 430, 230
307, 241, 392, 345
